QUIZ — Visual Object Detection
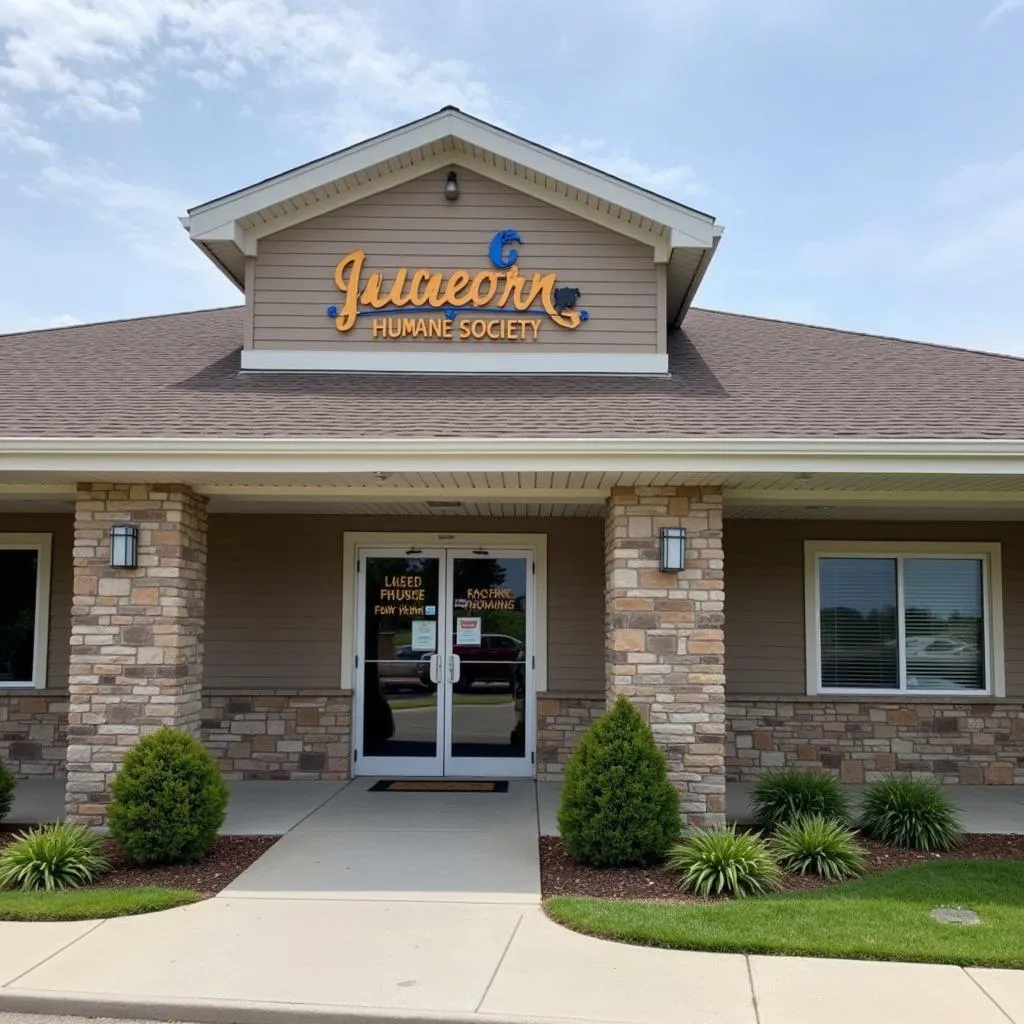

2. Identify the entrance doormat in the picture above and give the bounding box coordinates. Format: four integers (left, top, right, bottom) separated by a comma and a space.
369, 780, 509, 793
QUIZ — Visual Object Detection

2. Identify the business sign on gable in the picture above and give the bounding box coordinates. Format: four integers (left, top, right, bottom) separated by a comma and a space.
326, 229, 588, 341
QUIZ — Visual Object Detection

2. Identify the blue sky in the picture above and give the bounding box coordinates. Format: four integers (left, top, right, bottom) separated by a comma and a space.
1, 0, 1022, 352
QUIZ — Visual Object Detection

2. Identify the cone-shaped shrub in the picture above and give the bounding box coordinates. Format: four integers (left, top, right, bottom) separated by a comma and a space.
557, 696, 680, 866
0, 760, 13, 822
108, 727, 228, 865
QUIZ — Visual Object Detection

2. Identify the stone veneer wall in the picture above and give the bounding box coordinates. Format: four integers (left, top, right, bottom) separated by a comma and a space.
66, 483, 208, 825
202, 692, 352, 779
605, 486, 726, 826
728, 698, 1024, 784
536, 694, 604, 780
0, 694, 68, 778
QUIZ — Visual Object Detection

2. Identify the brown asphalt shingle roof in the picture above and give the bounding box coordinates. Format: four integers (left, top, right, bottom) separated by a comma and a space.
2, 305, 1022, 439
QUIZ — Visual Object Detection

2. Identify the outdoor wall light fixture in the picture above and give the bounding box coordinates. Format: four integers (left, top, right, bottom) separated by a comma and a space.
444, 170, 459, 200
109, 523, 139, 569
659, 526, 686, 573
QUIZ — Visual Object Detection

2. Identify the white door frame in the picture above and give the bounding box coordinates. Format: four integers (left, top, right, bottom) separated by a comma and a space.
442, 547, 536, 778
344, 532, 547, 778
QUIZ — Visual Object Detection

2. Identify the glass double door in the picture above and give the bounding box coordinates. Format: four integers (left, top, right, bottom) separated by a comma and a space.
356, 547, 533, 777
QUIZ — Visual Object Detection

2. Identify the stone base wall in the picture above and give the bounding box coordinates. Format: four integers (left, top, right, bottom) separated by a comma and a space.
728, 698, 1024, 784
202, 692, 352, 779
537, 694, 604, 780
0, 694, 68, 778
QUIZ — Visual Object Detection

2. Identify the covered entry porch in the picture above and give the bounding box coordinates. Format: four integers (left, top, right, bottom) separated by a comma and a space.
8, 777, 1024, 837
5, 451, 1024, 825
0, 463, 726, 826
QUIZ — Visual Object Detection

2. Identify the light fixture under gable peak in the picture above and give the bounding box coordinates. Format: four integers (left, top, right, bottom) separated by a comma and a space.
444, 170, 459, 201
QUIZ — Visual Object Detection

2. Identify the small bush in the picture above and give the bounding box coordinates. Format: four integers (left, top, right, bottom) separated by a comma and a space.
860, 776, 963, 852
0, 824, 109, 891
0, 761, 13, 822
751, 769, 850, 830
108, 727, 228, 866
557, 697, 680, 867
668, 826, 781, 898
769, 814, 866, 880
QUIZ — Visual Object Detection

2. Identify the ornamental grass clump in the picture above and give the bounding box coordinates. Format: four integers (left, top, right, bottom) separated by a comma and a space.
751, 769, 850, 830
769, 814, 866, 881
0, 824, 109, 891
668, 826, 781, 898
860, 776, 963, 852
557, 697, 680, 867
0, 760, 13, 822
108, 727, 228, 866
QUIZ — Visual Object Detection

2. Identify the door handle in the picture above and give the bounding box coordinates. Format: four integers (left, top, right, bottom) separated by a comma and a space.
428, 653, 441, 684
449, 653, 461, 683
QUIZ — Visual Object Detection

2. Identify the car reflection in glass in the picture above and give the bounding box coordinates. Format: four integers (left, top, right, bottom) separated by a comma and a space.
416, 633, 524, 693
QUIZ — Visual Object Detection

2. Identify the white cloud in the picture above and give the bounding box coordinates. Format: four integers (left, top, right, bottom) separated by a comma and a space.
932, 150, 1024, 209
0, 0, 495, 138
36, 161, 211, 277
980, 0, 1024, 28
0, 310, 83, 335
559, 137, 708, 201
0, 99, 56, 156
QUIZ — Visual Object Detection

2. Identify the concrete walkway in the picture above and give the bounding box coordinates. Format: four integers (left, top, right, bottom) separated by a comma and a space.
3, 779, 1024, 1023
12, 778, 1024, 835
4, 904, 1024, 1024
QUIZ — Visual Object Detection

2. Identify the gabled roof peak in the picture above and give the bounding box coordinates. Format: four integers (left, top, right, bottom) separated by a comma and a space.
182, 108, 721, 323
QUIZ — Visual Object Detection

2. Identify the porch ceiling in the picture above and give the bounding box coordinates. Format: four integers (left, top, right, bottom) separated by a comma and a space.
2, 469, 1024, 519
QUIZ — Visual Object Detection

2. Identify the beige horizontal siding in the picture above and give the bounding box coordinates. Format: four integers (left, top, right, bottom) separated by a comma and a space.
251, 166, 659, 355
0, 514, 73, 691
725, 520, 1024, 699
205, 514, 605, 696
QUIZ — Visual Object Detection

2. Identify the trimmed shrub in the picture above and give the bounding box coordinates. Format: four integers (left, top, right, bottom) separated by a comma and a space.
0, 824, 109, 891
108, 727, 229, 866
0, 761, 13, 822
860, 776, 963, 852
668, 826, 781, 898
557, 697, 680, 867
769, 814, 866, 880
751, 769, 850, 830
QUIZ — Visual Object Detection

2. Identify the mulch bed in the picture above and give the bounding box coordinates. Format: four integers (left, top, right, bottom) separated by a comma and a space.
540, 833, 1024, 903
0, 825, 276, 897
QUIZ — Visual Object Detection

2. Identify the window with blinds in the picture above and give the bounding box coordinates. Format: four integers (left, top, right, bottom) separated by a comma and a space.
817, 554, 987, 693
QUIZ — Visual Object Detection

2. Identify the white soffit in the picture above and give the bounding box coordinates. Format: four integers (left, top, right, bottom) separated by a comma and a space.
183, 107, 719, 301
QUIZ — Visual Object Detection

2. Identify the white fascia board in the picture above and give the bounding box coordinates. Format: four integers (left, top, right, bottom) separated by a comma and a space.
240, 348, 668, 374
6, 437, 1024, 478
186, 110, 716, 248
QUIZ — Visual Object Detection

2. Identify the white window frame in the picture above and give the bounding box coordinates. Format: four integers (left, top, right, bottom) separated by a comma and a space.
0, 533, 52, 690
804, 541, 1004, 698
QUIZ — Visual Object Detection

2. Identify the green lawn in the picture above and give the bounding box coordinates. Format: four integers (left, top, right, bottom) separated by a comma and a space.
546, 861, 1024, 968
0, 887, 202, 921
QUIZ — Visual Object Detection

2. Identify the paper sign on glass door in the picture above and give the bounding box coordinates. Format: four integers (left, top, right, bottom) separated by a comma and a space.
456, 617, 482, 646
411, 620, 437, 651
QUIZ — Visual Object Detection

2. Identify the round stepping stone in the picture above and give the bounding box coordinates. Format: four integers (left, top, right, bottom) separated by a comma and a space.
931, 907, 981, 926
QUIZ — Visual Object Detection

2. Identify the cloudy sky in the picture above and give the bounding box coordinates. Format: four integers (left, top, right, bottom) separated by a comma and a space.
1, 0, 1022, 352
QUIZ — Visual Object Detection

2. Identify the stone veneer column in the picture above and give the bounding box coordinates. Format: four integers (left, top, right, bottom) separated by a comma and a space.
66, 483, 208, 825
605, 485, 726, 827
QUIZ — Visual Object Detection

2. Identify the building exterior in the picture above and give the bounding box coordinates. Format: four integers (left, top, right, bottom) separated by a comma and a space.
3, 108, 1024, 827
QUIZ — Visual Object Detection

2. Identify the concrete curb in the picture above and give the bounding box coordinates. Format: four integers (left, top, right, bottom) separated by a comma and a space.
0, 989, 581, 1024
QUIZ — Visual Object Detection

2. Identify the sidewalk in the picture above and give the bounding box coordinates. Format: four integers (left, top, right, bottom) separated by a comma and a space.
2, 899, 1024, 1024
2, 778, 1023, 1024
